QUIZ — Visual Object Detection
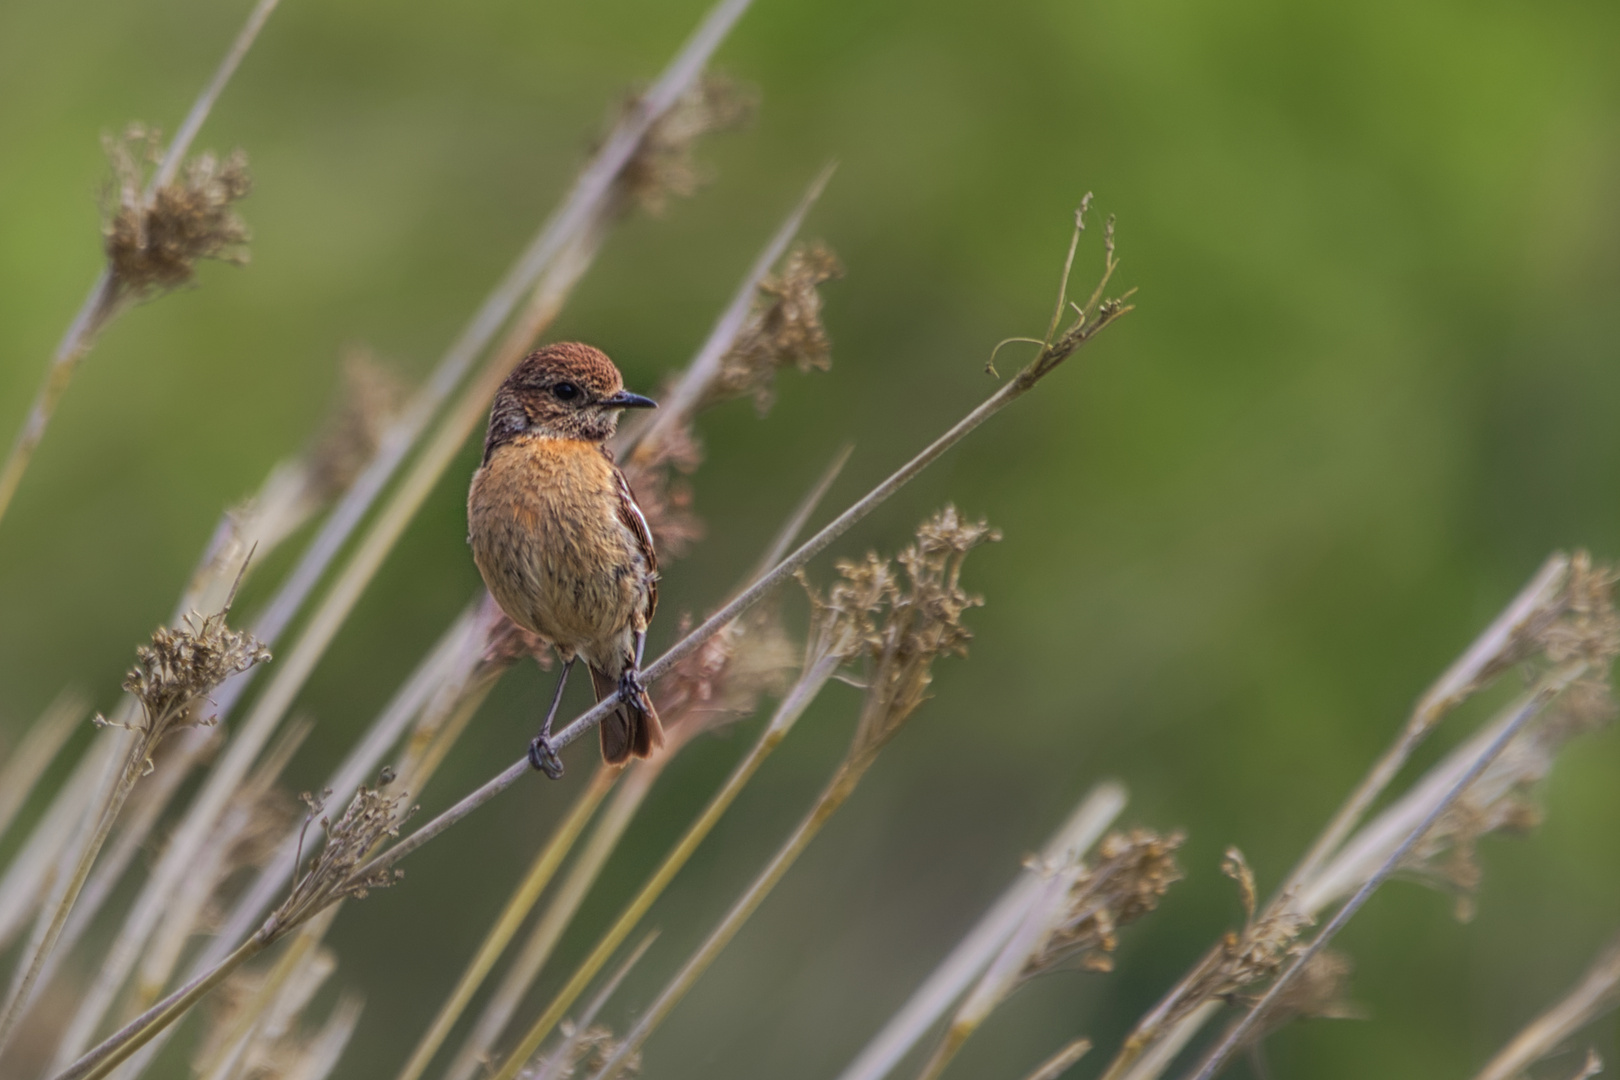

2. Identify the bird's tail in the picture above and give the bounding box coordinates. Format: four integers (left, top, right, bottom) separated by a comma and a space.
589, 664, 664, 765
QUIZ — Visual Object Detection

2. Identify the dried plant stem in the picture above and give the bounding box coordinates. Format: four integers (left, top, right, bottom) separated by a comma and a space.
1470, 930, 1620, 1080
442, 759, 665, 1080
59, 930, 270, 1080
0, 0, 282, 528
486, 656, 842, 1080
392, 766, 619, 1080
1281, 554, 1570, 896
0, 722, 160, 1053
1185, 664, 1587, 1080
835, 783, 1127, 1080
584, 752, 882, 1080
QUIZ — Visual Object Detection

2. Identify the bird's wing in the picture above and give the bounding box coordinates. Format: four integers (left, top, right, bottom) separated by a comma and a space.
613, 464, 658, 624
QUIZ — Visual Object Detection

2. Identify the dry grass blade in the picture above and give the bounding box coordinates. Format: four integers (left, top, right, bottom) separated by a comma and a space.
1022, 1039, 1093, 1080
0, 690, 85, 845
836, 784, 1127, 1080
1471, 931, 1620, 1080
0, 0, 282, 527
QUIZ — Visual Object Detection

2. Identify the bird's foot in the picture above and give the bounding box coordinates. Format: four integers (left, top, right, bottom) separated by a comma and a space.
528, 736, 564, 779
618, 669, 648, 708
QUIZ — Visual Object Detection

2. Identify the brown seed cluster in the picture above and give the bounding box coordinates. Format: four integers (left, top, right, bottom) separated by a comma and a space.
714, 242, 844, 414
621, 421, 705, 558
111, 605, 270, 772
1022, 829, 1185, 978
102, 124, 252, 300
833, 506, 1000, 761
267, 784, 415, 942
655, 608, 796, 748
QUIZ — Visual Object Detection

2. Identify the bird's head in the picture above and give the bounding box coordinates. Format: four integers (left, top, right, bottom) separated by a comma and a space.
484, 343, 657, 458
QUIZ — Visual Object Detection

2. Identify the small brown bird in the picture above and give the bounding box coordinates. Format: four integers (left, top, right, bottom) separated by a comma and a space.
467, 342, 663, 778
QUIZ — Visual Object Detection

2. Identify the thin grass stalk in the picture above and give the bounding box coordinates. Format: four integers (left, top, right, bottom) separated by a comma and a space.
59, 931, 271, 1080
581, 755, 875, 1080
835, 783, 1128, 1080
1471, 931, 1620, 1080
392, 765, 619, 1080
485, 656, 843, 1080
1184, 665, 1587, 1080
0, 0, 282, 528
0, 736, 113, 949
0, 690, 85, 844
441, 761, 663, 1080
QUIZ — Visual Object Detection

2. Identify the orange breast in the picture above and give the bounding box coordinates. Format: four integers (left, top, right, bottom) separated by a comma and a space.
467, 436, 651, 660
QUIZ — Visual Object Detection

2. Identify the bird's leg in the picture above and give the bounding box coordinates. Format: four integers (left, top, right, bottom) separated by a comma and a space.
528, 657, 573, 779
619, 629, 649, 706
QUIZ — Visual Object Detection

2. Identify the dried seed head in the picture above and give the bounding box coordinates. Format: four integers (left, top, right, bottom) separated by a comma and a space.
1022, 829, 1185, 978
845, 506, 1000, 761
619, 74, 756, 216
111, 602, 271, 772
102, 124, 252, 300
714, 242, 844, 414
479, 592, 556, 671
522, 1021, 642, 1080
307, 347, 406, 501
268, 785, 415, 941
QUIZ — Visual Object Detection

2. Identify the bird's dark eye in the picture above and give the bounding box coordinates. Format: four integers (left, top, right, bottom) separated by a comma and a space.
551, 382, 580, 402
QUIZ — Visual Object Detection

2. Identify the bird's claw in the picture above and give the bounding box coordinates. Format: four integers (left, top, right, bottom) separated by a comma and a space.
528, 736, 564, 779
618, 669, 647, 707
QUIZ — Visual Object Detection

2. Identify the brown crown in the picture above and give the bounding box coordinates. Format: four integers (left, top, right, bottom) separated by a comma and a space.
503, 342, 624, 399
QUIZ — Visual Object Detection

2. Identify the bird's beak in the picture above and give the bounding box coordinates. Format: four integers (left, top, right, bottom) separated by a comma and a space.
599, 390, 658, 410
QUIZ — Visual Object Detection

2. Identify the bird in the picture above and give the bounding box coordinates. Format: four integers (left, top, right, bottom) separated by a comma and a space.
467, 342, 663, 778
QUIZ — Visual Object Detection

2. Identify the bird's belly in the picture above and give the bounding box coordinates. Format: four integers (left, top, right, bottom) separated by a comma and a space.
469, 457, 649, 659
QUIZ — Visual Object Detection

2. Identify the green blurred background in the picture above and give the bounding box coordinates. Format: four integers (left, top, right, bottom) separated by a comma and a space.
1, 0, 1617, 1076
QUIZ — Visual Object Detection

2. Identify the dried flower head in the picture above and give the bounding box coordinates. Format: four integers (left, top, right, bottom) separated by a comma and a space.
308, 347, 406, 501
714, 242, 844, 414
102, 123, 252, 300
1241, 949, 1361, 1045
523, 1021, 641, 1080
618, 74, 755, 216
1022, 828, 1185, 978
837, 506, 1000, 761
107, 598, 271, 772
267, 784, 415, 942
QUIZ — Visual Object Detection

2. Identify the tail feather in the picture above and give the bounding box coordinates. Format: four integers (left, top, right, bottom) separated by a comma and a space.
589, 665, 664, 765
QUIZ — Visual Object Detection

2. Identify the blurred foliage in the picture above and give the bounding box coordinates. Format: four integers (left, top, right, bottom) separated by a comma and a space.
1, 0, 1617, 1077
